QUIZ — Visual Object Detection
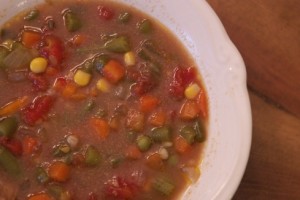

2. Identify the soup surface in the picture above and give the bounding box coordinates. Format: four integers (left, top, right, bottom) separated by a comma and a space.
0, 1, 208, 199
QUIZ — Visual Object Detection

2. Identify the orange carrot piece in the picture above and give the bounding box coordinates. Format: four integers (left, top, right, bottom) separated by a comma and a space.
102, 60, 125, 84
197, 90, 208, 118
23, 136, 39, 155
62, 82, 77, 98
149, 110, 166, 127
45, 67, 59, 76
72, 34, 85, 46
70, 92, 87, 100
90, 118, 110, 140
146, 153, 164, 170
179, 100, 199, 120
139, 95, 159, 113
48, 161, 71, 182
28, 193, 53, 200
0, 96, 29, 116
21, 31, 42, 48
126, 145, 142, 160
174, 136, 191, 154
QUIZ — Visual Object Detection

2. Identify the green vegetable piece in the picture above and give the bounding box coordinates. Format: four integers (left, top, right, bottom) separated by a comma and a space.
85, 146, 101, 167
0, 117, 18, 138
36, 167, 49, 184
153, 177, 175, 196
0, 47, 9, 68
167, 155, 179, 166
47, 18, 55, 30
53, 143, 71, 157
63, 11, 82, 32
151, 127, 171, 143
83, 99, 95, 112
180, 126, 196, 144
47, 184, 64, 199
81, 60, 94, 73
93, 54, 110, 72
24, 9, 39, 21
118, 12, 131, 23
137, 19, 152, 34
0, 145, 21, 176
109, 155, 124, 168
104, 36, 130, 53
194, 120, 205, 143
148, 62, 161, 78
136, 135, 152, 152
3, 44, 33, 70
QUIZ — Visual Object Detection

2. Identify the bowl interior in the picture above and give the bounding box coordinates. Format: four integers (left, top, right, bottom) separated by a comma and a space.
0, 0, 252, 199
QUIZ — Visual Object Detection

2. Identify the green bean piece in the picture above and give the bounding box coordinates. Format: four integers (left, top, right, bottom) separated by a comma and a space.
104, 36, 130, 53
85, 146, 101, 167
0, 117, 18, 138
118, 12, 131, 23
35, 167, 49, 184
151, 127, 171, 143
93, 54, 110, 72
137, 19, 152, 34
63, 11, 81, 32
0, 145, 21, 176
167, 155, 179, 166
194, 120, 205, 143
0, 47, 9, 68
152, 177, 175, 196
180, 126, 196, 144
24, 9, 39, 21
136, 135, 152, 152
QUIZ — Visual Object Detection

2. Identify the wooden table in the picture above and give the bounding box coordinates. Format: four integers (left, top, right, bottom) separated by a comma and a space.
206, 0, 300, 199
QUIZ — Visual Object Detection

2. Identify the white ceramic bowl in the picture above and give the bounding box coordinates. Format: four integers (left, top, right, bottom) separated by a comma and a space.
0, 0, 252, 199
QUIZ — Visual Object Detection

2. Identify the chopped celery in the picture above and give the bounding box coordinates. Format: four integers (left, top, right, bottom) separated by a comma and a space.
104, 36, 130, 53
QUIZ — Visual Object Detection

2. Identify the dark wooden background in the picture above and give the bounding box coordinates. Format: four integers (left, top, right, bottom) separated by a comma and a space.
206, 0, 300, 199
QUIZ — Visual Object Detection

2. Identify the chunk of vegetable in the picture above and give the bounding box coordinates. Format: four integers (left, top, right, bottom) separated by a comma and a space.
0, 145, 21, 176
139, 95, 159, 113
152, 177, 175, 196
146, 153, 163, 170
89, 118, 110, 140
24, 9, 39, 21
48, 161, 71, 182
194, 120, 205, 143
124, 51, 136, 66
74, 70, 91, 86
102, 60, 125, 84
180, 126, 196, 144
158, 147, 169, 160
137, 19, 152, 34
149, 110, 166, 127
118, 12, 131, 23
66, 135, 79, 149
0, 137, 22, 156
151, 127, 171, 143
98, 6, 114, 20
22, 136, 39, 155
104, 36, 130, 53
21, 31, 42, 48
28, 193, 53, 200
179, 100, 199, 120
96, 78, 111, 93
53, 143, 71, 157
3, 44, 33, 70
0, 117, 18, 138
0, 96, 29, 116
184, 83, 200, 99
126, 145, 142, 160
0, 47, 9, 68
30, 57, 48, 73
93, 54, 109, 72
126, 109, 145, 132
35, 167, 49, 184
136, 135, 152, 152
85, 145, 101, 167
174, 136, 191, 154
63, 11, 81, 32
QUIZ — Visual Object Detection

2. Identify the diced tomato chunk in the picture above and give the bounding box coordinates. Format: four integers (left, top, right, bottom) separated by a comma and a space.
104, 176, 137, 200
98, 6, 114, 20
0, 137, 23, 156
28, 72, 49, 92
40, 35, 64, 66
21, 95, 54, 126
102, 60, 125, 84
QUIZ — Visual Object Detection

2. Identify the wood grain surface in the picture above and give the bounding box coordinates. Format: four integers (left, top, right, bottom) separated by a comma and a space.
206, 0, 300, 199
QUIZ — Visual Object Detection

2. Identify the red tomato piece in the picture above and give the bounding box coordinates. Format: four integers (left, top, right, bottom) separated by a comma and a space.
21, 95, 54, 126
0, 137, 23, 156
28, 72, 49, 92
98, 6, 114, 20
104, 176, 137, 200
40, 35, 64, 66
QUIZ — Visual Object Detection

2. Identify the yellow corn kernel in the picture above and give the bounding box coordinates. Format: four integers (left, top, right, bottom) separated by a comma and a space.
74, 70, 91, 86
96, 78, 111, 93
184, 83, 200, 99
124, 51, 136, 66
30, 57, 48, 73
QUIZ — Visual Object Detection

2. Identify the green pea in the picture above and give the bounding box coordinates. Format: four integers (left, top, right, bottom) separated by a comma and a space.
85, 146, 101, 167
136, 135, 152, 152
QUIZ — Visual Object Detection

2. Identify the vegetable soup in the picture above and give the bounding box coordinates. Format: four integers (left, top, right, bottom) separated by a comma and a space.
0, 1, 208, 199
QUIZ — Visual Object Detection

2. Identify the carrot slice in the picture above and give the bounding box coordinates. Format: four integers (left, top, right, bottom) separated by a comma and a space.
21, 31, 42, 48
0, 96, 29, 116
174, 136, 191, 154
28, 193, 53, 200
102, 60, 125, 84
179, 100, 199, 120
197, 90, 208, 118
90, 118, 110, 140
139, 95, 159, 113
126, 145, 142, 160
146, 153, 164, 170
48, 161, 71, 182
149, 110, 166, 127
